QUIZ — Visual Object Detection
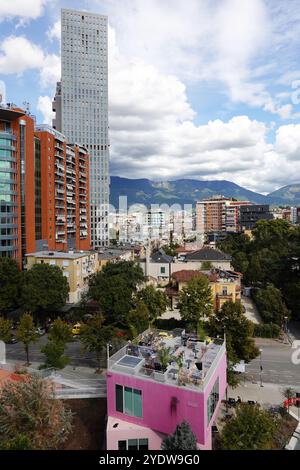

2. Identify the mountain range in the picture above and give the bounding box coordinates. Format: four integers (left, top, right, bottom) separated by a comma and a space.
110, 176, 300, 208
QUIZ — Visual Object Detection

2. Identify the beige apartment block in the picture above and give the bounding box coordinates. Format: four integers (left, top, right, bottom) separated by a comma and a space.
26, 250, 100, 304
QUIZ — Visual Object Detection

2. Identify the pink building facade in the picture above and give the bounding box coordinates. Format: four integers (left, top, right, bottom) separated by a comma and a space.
106, 333, 227, 451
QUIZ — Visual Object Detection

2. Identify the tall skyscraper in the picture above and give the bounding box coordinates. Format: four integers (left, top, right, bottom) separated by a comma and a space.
53, 8, 109, 248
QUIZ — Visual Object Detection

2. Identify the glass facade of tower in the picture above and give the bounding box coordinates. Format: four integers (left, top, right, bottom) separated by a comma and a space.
59, 8, 109, 248
0, 124, 18, 258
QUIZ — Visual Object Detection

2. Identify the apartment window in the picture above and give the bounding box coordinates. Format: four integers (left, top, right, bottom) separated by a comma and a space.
115, 384, 142, 418
207, 377, 219, 425
222, 287, 228, 296
118, 439, 148, 451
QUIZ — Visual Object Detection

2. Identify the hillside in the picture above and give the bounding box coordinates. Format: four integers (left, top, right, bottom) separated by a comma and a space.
110, 176, 280, 207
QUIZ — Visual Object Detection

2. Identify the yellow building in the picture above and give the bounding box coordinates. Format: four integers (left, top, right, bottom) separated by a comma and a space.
25, 250, 100, 304
166, 269, 242, 311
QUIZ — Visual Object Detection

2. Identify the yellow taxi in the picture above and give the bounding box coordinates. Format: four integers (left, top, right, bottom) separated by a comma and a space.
71, 323, 81, 335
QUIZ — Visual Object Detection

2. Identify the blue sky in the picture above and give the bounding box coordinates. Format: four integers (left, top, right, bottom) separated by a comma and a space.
1, 0, 300, 193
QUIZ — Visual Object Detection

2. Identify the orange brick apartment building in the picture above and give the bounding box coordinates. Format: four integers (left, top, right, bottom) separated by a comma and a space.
0, 104, 90, 267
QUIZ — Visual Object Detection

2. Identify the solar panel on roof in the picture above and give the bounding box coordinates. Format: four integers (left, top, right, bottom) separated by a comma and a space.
117, 355, 143, 368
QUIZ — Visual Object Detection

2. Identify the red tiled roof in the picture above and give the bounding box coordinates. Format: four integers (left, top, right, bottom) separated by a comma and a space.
171, 270, 219, 283
175, 246, 194, 253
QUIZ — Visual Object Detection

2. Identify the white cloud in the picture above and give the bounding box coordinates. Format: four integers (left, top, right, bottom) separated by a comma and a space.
105, 23, 300, 193
90, 0, 300, 119
0, 80, 6, 104
0, 35, 60, 88
0, 0, 49, 23
37, 95, 53, 125
47, 19, 61, 42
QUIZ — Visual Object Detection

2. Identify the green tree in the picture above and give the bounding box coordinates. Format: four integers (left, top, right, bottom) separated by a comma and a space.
209, 301, 258, 364
0, 316, 13, 343
201, 261, 213, 270
80, 314, 115, 371
100, 260, 145, 290
48, 317, 72, 345
0, 257, 22, 312
178, 276, 213, 329
0, 375, 73, 449
220, 403, 277, 450
127, 301, 149, 337
41, 340, 69, 370
0, 434, 33, 450
22, 264, 69, 322
89, 273, 133, 323
253, 285, 290, 325
136, 286, 169, 325
161, 421, 198, 450
16, 313, 38, 365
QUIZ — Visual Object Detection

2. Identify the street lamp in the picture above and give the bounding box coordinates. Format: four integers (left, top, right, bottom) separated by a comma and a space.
284, 316, 288, 334
259, 348, 263, 387
107, 343, 113, 370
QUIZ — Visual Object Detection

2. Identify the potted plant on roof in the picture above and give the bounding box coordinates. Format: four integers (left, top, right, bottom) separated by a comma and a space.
156, 346, 172, 374
174, 354, 187, 386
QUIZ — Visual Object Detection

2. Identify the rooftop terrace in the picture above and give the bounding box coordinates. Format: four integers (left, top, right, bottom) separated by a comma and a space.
108, 329, 225, 392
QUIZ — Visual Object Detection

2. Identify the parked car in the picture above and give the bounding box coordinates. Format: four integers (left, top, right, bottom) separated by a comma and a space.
71, 323, 81, 336
6, 336, 18, 344
35, 327, 46, 336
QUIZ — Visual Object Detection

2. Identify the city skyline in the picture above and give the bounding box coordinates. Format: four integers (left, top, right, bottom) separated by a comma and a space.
1, 1, 300, 194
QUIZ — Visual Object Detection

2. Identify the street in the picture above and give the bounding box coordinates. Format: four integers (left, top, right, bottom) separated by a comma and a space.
245, 338, 300, 388
5, 334, 101, 368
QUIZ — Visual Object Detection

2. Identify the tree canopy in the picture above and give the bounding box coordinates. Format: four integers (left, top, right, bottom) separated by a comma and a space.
220, 403, 277, 450
209, 301, 259, 364
0, 316, 13, 343
136, 286, 169, 325
161, 421, 198, 450
88, 260, 145, 324
0, 257, 22, 312
16, 313, 37, 365
217, 219, 296, 319
178, 276, 213, 329
21, 264, 69, 320
252, 284, 290, 325
0, 374, 73, 449
80, 313, 115, 371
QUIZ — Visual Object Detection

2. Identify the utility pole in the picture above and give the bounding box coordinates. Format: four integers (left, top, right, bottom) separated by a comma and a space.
259, 348, 263, 387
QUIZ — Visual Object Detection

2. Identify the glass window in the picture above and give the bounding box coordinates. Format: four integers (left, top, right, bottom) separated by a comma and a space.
160, 266, 166, 274
207, 377, 219, 425
133, 389, 143, 418
124, 386, 133, 415
139, 439, 149, 450
118, 440, 126, 451
116, 385, 142, 418
115, 384, 123, 413
128, 439, 138, 451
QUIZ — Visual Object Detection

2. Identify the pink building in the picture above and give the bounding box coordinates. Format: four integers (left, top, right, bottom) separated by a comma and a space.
106, 329, 227, 450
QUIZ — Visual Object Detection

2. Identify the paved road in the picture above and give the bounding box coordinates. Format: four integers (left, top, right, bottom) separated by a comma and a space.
245, 338, 300, 388
241, 295, 262, 324
5, 334, 102, 368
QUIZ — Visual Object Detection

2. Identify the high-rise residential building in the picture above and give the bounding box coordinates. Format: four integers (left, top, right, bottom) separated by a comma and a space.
196, 196, 252, 235
53, 8, 109, 248
106, 329, 227, 450
0, 103, 91, 267
36, 125, 90, 252
0, 104, 36, 265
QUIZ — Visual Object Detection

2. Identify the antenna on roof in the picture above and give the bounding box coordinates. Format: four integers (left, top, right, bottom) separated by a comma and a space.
22, 101, 30, 114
